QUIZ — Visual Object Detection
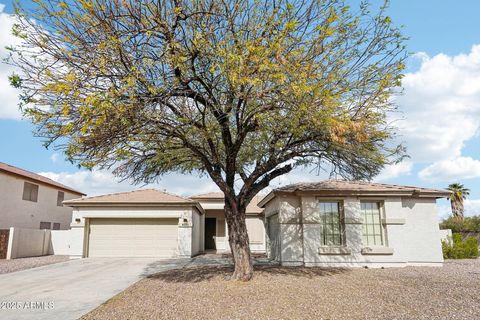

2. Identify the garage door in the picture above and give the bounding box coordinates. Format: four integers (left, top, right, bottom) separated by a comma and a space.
88, 218, 178, 257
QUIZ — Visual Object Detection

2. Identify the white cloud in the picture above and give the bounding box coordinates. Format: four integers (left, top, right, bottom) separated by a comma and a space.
0, 4, 22, 119
374, 161, 413, 182
49, 153, 59, 163
437, 198, 480, 220
418, 156, 480, 182
38, 170, 219, 197
397, 45, 480, 163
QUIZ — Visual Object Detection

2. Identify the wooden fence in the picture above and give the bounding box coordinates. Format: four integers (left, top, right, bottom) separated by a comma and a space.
0, 229, 9, 259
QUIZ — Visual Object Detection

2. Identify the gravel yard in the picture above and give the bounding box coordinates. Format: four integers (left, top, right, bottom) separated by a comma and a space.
0, 255, 69, 274
82, 259, 479, 320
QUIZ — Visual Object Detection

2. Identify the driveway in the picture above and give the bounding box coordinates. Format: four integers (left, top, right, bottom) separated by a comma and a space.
0, 254, 272, 320
0, 257, 192, 320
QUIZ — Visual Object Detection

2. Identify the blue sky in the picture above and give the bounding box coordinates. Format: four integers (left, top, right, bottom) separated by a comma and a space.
1, 1, 480, 217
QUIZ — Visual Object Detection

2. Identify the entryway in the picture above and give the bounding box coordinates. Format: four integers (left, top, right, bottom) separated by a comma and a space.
205, 218, 216, 250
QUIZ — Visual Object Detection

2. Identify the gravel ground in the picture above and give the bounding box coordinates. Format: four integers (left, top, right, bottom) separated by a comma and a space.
82, 259, 480, 320
0, 255, 69, 274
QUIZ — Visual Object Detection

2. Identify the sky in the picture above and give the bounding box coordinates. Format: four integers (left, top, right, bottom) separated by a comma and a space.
1, 1, 480, 219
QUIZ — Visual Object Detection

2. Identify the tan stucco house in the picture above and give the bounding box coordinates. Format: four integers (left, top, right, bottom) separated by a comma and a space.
0, 162, 85, 230
64, 180, 449, 268
259, 180, 451, 267
64, 189, 265, 258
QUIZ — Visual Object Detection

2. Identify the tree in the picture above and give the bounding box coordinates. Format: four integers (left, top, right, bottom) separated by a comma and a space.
447, 183, 470, 221
7, 0, 406, 280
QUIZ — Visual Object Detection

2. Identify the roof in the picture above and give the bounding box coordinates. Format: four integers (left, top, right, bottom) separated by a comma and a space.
191, 192, 263, 214
64, 188, 195, 205
0, 162, 85, 195
258, 180, 451, 207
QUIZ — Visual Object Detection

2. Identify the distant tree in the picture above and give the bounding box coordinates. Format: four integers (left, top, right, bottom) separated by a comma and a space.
7, 0, 406, 280
440, 215, 480, 233
447, 183, 470, 221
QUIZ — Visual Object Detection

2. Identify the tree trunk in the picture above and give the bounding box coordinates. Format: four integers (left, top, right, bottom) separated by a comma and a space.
451, 200, 464, 221
224, 202, 254, 281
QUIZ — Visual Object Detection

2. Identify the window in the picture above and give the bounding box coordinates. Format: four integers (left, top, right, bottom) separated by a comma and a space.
22, 182, 39, 202
319, 201, 345, 246
57, 191, 65, 207
361, 202, 384, 246
40, 221, 51, 230
52, 223, 61, 230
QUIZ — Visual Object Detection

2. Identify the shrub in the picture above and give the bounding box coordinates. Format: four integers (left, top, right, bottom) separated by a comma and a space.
442, 233, 479, 259
440, 216, 480, 232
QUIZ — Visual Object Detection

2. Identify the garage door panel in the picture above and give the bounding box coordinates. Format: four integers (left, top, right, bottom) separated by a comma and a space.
88, 218, 178, 257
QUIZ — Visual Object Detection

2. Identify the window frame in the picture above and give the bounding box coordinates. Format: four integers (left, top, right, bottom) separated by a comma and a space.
40, 221, 51, 230
57, 191, 65, 207
360, 200, 387, 247
22, 182, 39, 202
317, 200, 346, 247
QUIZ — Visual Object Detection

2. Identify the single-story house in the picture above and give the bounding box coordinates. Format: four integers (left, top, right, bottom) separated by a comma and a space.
64, 189, 265, 258
258, 180, 451, 267
64, 180, 449, 268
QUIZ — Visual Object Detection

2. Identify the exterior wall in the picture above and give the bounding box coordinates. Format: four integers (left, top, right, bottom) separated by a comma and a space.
69, 206, 198, 258
0, 172, 79, 230
265, 195, 444, 267
191, 208, 203, 256
7, 227, 51, 259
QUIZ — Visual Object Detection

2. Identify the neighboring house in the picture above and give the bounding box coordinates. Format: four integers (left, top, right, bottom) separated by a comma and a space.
0, 162, 85, 230
258, 180, 451, 267
63, 180, 449, 268
64, 189, 265, 258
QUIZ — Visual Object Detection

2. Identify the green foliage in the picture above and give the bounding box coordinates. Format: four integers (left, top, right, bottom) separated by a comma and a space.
7, 0, 407, 200
440, 216, 480, 233
442, 234, 479, 259
8, 74, 22, 88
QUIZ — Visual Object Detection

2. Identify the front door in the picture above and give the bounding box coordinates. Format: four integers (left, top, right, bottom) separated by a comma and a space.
205, 218, 217, 250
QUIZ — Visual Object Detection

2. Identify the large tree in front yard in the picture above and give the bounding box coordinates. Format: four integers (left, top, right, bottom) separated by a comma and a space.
7, 0, 406, 280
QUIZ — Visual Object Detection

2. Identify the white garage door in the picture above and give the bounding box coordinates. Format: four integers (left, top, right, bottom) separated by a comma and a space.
88, 218, 178, 257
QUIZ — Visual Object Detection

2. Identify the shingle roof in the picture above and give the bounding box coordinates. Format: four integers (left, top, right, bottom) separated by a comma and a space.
64, 189, 194, 205
258, 180, 451, 207
190, 192, 264, 214
0, 162, 85, 195
190, 192, 224, 200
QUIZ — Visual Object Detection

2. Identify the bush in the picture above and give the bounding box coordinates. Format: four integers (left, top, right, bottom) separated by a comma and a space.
442, 233, 479, 259
440, 216, 480, 232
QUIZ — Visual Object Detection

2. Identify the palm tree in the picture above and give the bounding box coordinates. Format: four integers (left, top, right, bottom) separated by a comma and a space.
447, 183, 470, 221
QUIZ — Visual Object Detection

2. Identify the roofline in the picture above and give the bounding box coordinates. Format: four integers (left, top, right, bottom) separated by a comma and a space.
258, 189, 451, 207
63, 200, 205, 214
0, 168, 85, 196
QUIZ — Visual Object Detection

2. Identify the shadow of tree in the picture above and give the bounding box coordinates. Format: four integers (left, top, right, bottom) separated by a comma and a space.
146, 264, 350, 283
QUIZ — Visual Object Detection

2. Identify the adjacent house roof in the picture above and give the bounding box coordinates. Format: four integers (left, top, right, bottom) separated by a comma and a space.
258, 180, 451, 207
65, 188, 191, 204
191, 191, 264, 214
0, 162, 85, 195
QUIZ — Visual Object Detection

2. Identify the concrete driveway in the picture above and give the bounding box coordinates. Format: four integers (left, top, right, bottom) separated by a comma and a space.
0, 257, 193, 320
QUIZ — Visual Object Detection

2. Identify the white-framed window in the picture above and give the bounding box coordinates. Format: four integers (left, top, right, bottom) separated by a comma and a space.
57, 191, 65, 207
22, 182, 39, 202
319, 201, 345, 246
361, 201, 385, 246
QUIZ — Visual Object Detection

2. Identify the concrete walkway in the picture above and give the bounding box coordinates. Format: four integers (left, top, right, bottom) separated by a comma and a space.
0, 255, 274, 320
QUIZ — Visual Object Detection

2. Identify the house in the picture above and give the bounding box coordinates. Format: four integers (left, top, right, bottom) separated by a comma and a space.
258, 180, 451, 267
190, 192, 265, 253
0, 162, 85, 230
64, 189, 265, 258
64, 180, 449, 268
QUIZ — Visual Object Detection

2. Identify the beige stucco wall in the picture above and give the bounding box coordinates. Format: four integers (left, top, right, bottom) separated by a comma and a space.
0, 172, 79, 230
69, 205, 199, 258
7, 227, 51, 259
265, 194, 444, 267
